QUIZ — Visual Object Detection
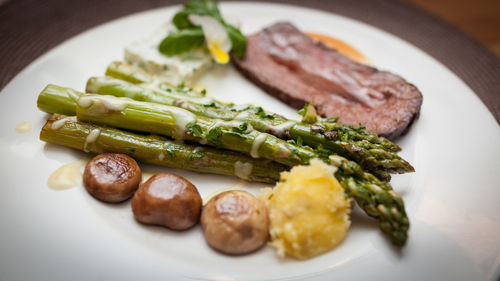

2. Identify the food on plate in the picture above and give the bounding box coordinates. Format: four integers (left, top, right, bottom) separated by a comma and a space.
233, 22, 423, 139
158, 0, 246, 62
201, 190, 269, 254
92, 63, 413, 177
36, 2, 416, 246
14, 121, 33, 133
82, 77, 414, 176
132, 173, 202, 230
40, 114, 286, 183
125, 23, 212, 87
47, 158, 88, 190
125, 0, 246, 85
187, 14, 232, 64
83, 153, 142, 203
261, 159, 351, 259
74, 93, 319, 167
38, 79, 410, 245
305, 32, 368, 64
104, 61, 206, 97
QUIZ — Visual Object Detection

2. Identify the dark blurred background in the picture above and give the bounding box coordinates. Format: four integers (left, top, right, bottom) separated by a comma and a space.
404, 0, 500, 57
1, 0, 499, 120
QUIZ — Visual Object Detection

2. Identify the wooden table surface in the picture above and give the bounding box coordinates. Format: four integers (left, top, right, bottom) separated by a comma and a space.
404, 0, 500, 57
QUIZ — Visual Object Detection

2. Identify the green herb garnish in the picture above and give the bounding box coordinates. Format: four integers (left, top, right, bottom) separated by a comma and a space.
186, 121, 204, 138
159, 28, 205, 56
188, 150, 204, 160
206, 127, 224, 147
158, 0, 246, 59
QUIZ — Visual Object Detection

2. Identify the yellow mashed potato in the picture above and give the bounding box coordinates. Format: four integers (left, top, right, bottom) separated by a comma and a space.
261, 159, 351, 260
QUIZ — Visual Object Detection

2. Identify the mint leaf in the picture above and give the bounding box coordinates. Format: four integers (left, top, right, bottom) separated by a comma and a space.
158, 28, 205, 56
225, 24, 246, 58
165, 0, 247, 58
172, 11, 193, 29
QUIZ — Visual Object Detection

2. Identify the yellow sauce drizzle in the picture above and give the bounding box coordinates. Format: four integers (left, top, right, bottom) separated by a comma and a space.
305, 32, 369, 64
47, 159, 89, 190
14, 121, 33, 133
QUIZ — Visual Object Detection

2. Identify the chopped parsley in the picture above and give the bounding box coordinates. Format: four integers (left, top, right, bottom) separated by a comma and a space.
188, 150, 204, 161
165, 144, 177, 157
206, 127, 223, 147
186, 121, 204, 138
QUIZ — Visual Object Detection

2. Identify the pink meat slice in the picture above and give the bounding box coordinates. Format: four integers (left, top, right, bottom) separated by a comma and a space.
233, 22, 423, 139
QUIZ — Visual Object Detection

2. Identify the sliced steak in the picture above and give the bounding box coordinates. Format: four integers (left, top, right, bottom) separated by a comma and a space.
233, 22, 423, 139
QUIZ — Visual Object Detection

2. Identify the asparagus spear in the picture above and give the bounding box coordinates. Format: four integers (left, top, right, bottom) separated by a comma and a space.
75, 93, 318, 167
87, 75, 413, 175
41, 114, 286, 183
37, 84, 79, 116
330, 155, 409, 246
106, 61, 205, 96
38, 86, 409, 245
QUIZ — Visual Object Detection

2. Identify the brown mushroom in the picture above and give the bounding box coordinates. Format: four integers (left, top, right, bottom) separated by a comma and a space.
131, 173, 202, 230
83, 153, 142, 203
201, 190, 269, 255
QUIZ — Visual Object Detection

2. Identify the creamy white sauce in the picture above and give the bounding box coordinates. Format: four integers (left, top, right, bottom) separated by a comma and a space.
85, 77, 108, 93
51, 116, 77, 130
233, 111, 251, 121
84, 129, 101, 152
210, 119, 252, 131
158, 152, 165, 161
141, 82, 215, 105
208, 119, 225, 129
234, 161, 253, 180
78, 94, 196, 139
78, 95, 129, 114
168, 106, 197, 139
65, 88, 81, 101
273, 142, 292, 158
223, 120, 245, 128
231, 104, 251, 111
77, 96, 93, 108
14, 121, 33, 133
250, 133, 267, 158
267, 120, 296, 135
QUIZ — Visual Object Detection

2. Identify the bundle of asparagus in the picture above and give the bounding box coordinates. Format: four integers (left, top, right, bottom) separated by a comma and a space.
37, 62, 412, 246
94, 62, 414, 178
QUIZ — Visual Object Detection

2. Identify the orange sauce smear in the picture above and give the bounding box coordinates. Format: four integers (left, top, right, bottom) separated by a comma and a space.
305, 32, 369, 64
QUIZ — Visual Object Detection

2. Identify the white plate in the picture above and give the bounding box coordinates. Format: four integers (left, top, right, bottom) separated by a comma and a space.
1, 2, 499, 281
